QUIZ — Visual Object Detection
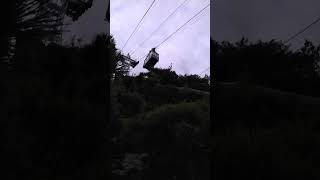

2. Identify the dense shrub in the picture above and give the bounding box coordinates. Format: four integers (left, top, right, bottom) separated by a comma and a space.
118, 92, 146, 117
213, 127, 320, 180
116, 100, 210, 180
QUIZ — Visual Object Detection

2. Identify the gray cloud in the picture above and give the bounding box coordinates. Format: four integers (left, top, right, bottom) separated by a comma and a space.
111, 0, 210, 76
212, 0, 320, 49
63, 0, 108, 45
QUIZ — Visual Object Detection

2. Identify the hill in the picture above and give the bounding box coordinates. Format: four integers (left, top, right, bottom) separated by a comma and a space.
213, 39, 320, 179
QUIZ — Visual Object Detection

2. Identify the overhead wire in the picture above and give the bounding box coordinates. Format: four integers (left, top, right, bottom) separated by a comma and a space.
197, 0, 212, 77
176, 8, 210, 77
137, 2, 210, 66
129, 0, 191, 56
155, 3, 210, 49
187, 6, 209, 27
120, 0, 156, 51
172, 5, 209, 40
284, 15, 320, 44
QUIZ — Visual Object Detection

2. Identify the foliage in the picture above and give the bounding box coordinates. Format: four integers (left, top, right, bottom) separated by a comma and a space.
115, 100, 210, 180
214, 126, 320, 180
212, 38, 320, 180
108, 36, 131, 78
118, 91, 146, 117
139, 67, 210, 92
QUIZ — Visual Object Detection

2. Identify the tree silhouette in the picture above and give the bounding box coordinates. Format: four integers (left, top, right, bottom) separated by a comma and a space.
1, 0, 95, 70
1, 0, 65, 70
212, 38, 320, 97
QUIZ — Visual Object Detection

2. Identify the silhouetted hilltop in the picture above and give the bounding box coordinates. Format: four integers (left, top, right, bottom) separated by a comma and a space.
212, 38, 320, 97
212, 38, 320, 180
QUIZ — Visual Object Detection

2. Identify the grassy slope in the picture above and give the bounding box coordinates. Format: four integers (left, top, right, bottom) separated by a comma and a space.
214, 81, 320, 179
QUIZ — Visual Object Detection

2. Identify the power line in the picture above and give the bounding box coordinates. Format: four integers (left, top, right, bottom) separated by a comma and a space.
159, 9, 209, 74
137, 3, 210, 64
155, 3, 210, 49
120, 0, 156, 51
138, 53, 148, 63
129, 0, 191, 56
284, 15, 320, 44
190, 6, 209, 26
178, 5, 209, 34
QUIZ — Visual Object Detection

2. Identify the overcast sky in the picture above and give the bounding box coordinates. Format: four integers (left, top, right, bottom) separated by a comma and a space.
110, 0, 210, 76
63, 0, 108, 45
62, 0, 320, 75
212, 0, 320, 50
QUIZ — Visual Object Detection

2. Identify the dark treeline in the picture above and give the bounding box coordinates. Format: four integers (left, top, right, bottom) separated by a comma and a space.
213, 38, 320, 97
213, 38, 320, 179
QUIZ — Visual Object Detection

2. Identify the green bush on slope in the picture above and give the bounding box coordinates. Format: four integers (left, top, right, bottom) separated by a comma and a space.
115, 100, 210, 180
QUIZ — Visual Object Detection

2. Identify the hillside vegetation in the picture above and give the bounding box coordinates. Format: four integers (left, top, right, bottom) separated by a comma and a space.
109, 35, 210, 179
213, 38, 320, 179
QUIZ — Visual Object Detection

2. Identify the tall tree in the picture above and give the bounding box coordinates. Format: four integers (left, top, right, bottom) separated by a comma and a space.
1, 0, 95, 69
1, 0, 65, 69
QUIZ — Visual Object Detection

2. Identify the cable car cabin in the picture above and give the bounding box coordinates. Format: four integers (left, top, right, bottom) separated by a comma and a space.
143, 48, 159, 70
66, 0, 93, 21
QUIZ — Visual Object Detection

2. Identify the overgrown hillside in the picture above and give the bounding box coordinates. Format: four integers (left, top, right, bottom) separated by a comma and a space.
213, 38, 320, 179
109, 35, 210, 179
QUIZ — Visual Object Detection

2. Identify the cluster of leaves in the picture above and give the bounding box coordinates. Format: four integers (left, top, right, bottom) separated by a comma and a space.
112, 100, 210, 180
138, 67, 210, 91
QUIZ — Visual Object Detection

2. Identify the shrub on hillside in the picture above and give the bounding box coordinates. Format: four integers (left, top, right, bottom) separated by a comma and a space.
213, 127, 320, 180
118, 92, 146, 117
118, 100, 210, 180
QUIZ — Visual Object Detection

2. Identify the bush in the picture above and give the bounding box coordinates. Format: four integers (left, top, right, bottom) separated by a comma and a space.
118, 92, 146, 117
213, 127, 320, 180
119, 100, 210, 180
